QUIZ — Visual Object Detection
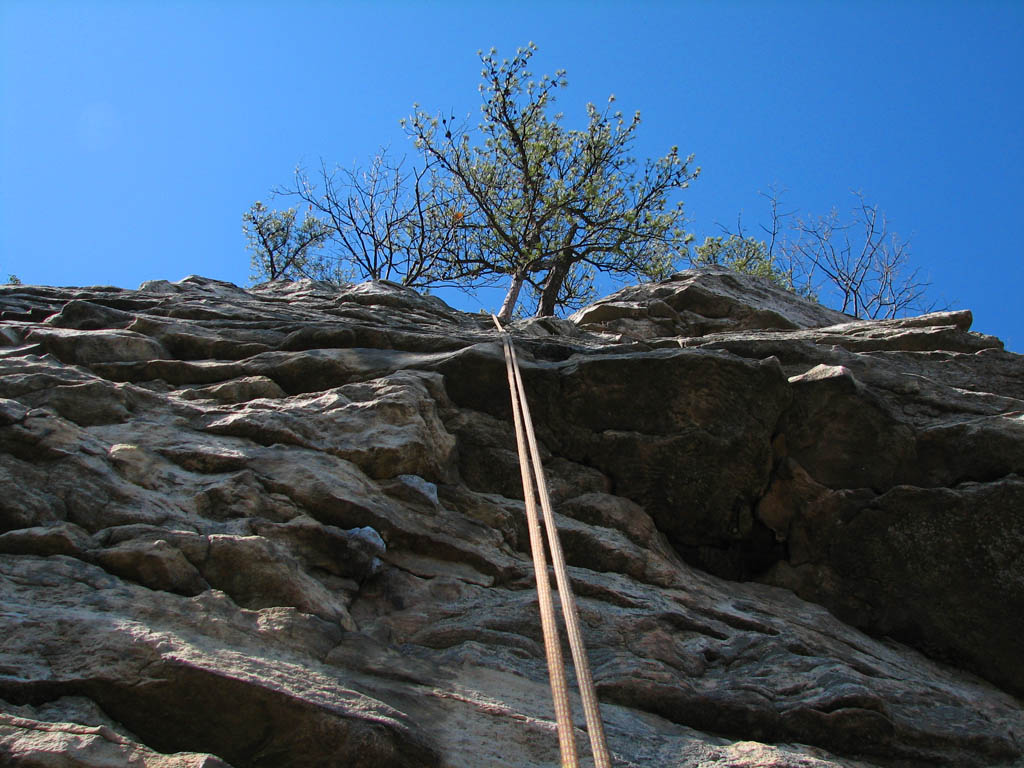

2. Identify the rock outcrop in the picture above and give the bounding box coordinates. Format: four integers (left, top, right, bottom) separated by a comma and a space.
1, 268, 1021, 768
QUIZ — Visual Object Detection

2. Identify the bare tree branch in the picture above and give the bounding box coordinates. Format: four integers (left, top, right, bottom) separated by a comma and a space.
274, 149, 470, 288
701, 188, 942, 319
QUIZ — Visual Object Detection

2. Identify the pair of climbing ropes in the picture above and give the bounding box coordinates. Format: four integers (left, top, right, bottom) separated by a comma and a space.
492, 316, 612, 768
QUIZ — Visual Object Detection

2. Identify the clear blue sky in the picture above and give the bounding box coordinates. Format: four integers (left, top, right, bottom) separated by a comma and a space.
2, 1, 1022, 349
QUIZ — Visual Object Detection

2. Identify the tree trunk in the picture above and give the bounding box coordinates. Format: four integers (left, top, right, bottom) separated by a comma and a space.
497, 271, 525, 323
537, 260, 570, 317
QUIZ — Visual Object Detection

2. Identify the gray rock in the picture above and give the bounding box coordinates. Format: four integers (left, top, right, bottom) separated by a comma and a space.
92, 537, 210, 596
1, 702, 232, 767
572, 267, 853, 338
25, 327, 170, 364
1, 271, 1022, 768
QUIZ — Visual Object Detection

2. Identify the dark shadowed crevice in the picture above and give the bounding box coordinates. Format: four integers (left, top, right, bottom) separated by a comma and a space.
0, 664, 441, 768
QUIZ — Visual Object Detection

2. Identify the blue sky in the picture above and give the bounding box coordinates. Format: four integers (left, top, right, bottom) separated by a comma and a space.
2, 1, 1022, 349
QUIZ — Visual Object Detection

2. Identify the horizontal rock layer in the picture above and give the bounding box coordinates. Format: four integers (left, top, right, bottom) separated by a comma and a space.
1, 269, 1021, 768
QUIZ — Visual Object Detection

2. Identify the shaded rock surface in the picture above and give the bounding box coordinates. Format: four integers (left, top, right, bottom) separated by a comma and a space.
0, 268, 1021, 768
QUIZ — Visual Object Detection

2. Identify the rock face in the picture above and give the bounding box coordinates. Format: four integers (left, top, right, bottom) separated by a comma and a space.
1, 268, 1022, 768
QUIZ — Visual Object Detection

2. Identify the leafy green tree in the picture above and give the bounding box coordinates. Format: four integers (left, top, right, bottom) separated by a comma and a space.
4, 273, 20, 285
243, 201, 332, 283
406, 43, 699, 320
693, 234, 797, 290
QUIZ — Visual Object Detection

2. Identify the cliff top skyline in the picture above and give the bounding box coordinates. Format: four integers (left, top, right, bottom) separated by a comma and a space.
2, 0, 1021, 349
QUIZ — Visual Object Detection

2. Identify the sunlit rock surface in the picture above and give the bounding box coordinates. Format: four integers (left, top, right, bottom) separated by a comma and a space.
1, 268, 1021, 767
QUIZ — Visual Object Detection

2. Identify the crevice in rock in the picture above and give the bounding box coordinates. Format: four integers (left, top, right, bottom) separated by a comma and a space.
0, 670, 441, 768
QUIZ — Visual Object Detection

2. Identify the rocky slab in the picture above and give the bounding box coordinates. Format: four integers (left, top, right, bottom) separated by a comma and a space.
1, 269, 1022, 768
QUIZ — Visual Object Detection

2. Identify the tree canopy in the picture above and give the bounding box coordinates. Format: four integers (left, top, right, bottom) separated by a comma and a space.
406, 43, 699, 320
246, 44, 941, 321
243, 201, 332, 283
693, 234, 800, 293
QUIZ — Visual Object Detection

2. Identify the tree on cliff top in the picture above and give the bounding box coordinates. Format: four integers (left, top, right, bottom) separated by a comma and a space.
693, 234, 802, 293
405, 43, 700, 320
274, 150, 470, 289
243, 201, 333, 283
699, 189, 940, 319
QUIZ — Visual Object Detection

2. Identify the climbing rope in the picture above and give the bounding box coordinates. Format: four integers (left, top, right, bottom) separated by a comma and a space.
492, 316, 612, 768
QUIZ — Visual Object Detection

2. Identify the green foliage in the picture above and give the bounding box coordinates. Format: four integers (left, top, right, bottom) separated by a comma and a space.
5, 273, 20, 285
248, 43, 697, 315
242, 201, 333, 284
693, 234, 797, 291
247, 46, 940, 321
405, 43, 699, 319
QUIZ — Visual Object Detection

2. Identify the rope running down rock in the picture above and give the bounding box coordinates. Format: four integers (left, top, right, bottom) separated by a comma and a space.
493, 315, 612, 768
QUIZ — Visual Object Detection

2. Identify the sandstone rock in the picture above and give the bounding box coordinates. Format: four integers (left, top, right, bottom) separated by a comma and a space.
25, 327, 170, 365
176, 376, 287, 403
0, 522, 93, 557
763, 475, 1024, 697
0, 556, 438, 768
1, 705, 231, 767
1, 272, 1022, 768
200, 533, 357, 628
572, 267, 852, 339
92, 537, 209, 596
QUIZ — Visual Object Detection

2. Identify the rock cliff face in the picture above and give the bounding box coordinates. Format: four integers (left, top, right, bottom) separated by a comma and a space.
1, 268, 1021, 768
